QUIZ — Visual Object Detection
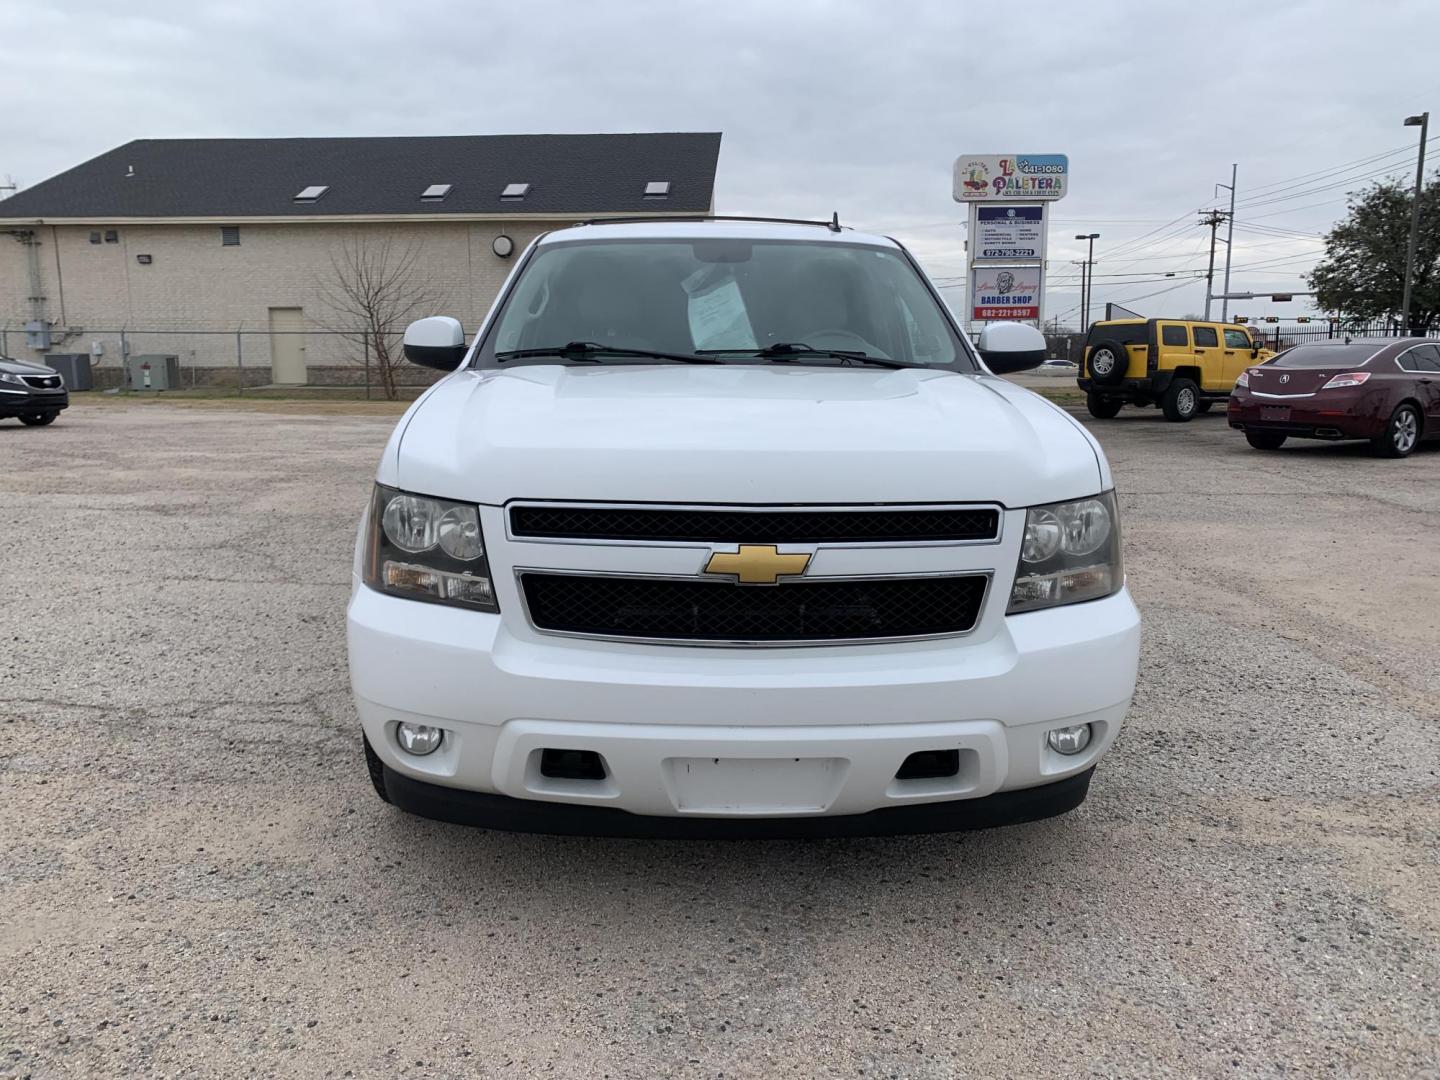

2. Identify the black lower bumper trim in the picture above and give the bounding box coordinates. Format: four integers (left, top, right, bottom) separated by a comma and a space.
380, 765, 1095, 838
0, 393, 68, 418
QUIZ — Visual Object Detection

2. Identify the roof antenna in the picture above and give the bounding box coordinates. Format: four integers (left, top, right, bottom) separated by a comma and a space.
829, 211, 841, 233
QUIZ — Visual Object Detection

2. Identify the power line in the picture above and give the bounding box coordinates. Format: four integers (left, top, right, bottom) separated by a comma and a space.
1231, 142, 1419, 202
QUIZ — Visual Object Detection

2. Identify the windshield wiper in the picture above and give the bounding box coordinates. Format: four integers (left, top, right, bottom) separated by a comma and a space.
495, 341, 719, 364
697, 342, 911, 369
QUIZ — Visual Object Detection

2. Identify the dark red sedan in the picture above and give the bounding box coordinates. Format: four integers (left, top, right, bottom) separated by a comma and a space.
1228, 337, 1440, 457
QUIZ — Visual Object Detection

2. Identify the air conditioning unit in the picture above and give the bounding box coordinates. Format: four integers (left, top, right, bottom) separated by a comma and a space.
44, 354, 94, 390
123, 354, 181, 391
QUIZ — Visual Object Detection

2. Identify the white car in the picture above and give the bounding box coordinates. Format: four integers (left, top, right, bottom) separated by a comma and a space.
347, 218, 1140, 837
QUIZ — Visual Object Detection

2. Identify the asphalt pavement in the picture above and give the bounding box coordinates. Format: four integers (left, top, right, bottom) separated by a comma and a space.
1, 399, 1437, 1079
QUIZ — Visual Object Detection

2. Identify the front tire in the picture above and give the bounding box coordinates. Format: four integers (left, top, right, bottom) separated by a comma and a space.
1161, 378, 1200, 422
19, 412, 57, 426
1086, 392, 1124, 419
1371, 403, 1421, 458
362, 733, 391, 804
1245, 430, 1287, 450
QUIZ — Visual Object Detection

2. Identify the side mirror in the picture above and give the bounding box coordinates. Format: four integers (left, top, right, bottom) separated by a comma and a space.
403, 316, 466, 371
976, 321, 1046, 374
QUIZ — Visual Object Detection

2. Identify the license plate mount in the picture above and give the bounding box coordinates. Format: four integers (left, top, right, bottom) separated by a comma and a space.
1261, 406, 1291, 422
664, 756, 847, 814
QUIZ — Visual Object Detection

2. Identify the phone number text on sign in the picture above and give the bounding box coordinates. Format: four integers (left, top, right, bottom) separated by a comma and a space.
974, 305, 1040, 320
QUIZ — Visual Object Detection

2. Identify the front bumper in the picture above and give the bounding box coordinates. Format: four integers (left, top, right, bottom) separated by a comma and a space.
347, 582, 1141, 829
378, 758, 1095, 837
0, 386, 69, 417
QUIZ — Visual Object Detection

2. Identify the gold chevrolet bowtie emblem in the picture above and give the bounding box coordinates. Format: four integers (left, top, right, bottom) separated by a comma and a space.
703, 544, 812, 585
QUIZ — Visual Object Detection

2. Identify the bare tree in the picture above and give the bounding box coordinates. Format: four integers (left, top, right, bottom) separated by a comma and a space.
318, 236, 447, 399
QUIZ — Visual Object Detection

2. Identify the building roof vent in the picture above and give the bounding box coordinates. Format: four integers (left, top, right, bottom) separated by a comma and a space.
500, 182, 530, 201
644, 181, 671, 198
420, 183, 453, 202
294, 185, 329, 203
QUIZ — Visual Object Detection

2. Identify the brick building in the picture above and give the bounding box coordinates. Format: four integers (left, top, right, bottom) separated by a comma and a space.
0, 133, 721, 386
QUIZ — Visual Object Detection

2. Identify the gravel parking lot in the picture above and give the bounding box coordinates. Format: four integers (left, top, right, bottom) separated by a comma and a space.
2, 399, 1437, 1079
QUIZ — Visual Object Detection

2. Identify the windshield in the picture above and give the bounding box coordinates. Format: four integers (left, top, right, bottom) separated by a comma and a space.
1271, 343, 1384, 368
478, 238, 969, 369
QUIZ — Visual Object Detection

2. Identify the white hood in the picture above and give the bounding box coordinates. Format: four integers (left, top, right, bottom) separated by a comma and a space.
392, 365, 1105, 508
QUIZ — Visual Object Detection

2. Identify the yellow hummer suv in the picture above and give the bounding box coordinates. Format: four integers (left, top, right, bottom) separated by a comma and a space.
1078, 318, 1273, 421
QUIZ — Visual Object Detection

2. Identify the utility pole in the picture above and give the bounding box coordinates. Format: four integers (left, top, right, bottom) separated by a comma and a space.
1218, 165, 1237, 322
1199, 209, 1229, 320
1400, 112, 1428, 334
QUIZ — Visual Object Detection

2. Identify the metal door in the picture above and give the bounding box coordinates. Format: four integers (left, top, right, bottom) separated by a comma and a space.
268, 307, 307, 385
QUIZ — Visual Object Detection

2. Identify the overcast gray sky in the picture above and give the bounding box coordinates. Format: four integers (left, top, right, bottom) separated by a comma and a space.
4, 0, 1437, 325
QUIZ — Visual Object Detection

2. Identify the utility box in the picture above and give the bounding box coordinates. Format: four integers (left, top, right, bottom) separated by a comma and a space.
24, 320, 52, 350
45, 353, 94, 391
124, 354, 181, 391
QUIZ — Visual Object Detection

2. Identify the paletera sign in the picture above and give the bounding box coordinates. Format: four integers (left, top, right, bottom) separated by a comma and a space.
971, 265, 1042, 321
953, 154, 1068, 201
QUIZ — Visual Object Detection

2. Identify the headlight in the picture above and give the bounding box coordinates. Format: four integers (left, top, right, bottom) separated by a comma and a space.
1007, 491, 1123, 614
0, 372, 25, 385
364, 484, 498, 612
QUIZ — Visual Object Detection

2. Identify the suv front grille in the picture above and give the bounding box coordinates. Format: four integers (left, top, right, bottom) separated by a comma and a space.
509, 505, 1000, 544
20, 375, 61, 389
519, 572, 988, 643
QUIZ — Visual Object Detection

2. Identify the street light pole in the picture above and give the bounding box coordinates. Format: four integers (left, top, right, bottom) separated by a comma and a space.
1220, 164, 1237, 323
1076, 232, 1099, 328
1400, 112, 1429, 335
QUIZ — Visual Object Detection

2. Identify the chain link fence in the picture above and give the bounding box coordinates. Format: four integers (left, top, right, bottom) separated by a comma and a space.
0, 323, 445, 398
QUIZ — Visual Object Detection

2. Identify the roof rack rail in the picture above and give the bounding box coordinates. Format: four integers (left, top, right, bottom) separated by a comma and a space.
575, 213, 844, 233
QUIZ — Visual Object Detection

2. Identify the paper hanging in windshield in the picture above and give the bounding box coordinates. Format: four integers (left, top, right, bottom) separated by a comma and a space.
682, 266, 758, 351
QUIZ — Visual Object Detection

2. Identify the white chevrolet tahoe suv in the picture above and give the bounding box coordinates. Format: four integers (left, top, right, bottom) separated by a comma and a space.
347, 218, 1141, 837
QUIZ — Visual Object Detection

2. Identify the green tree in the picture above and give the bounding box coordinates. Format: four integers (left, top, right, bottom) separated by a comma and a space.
1309, 175, 1440, 331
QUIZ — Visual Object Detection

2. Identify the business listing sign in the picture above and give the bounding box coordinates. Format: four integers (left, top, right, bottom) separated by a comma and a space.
971, 265, 1043, 322
973, 205, 1046, 261
953, 154, 1069, 201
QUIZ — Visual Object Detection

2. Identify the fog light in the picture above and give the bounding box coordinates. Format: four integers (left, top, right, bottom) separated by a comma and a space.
1047, 723, 1092, 756
396, 722, 444, 756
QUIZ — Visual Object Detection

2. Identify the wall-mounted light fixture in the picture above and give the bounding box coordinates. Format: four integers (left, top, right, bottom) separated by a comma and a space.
492, 234, 514, 258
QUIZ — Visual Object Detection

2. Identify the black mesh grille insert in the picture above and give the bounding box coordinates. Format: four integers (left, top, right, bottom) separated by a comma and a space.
510, 505, 999, 544
20, 375, 62, 389
521, 573, 987, 642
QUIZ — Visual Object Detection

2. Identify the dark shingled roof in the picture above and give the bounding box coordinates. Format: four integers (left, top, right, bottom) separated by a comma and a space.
0, 133, 722, 220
